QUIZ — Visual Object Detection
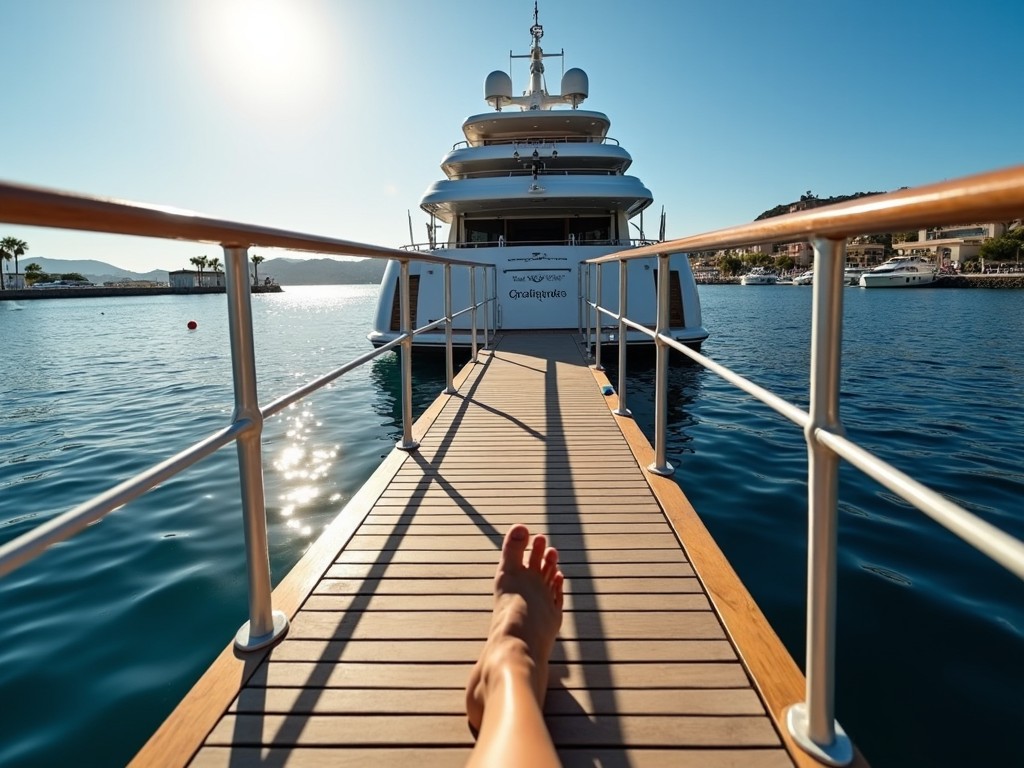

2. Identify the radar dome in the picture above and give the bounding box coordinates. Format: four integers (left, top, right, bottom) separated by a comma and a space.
485, 71, 513, 109
560, 68, 589, 106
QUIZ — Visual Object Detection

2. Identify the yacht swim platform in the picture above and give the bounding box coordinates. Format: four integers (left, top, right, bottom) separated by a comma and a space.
132, 332, 858, 767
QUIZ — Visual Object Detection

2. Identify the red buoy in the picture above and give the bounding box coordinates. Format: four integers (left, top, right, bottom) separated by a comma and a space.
187, 320, 198, 330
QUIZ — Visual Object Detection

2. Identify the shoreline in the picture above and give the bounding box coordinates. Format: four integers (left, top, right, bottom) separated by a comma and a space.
699, 274, 1024, 288
0, 285, 283, 301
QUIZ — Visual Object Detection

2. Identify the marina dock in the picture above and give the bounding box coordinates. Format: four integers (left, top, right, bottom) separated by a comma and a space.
8, 167, 1023, 766
132, 332, 850, 767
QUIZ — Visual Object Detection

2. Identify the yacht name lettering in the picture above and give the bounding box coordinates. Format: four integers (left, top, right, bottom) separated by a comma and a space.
511, 273, 566, 283
508, 288, 568, 301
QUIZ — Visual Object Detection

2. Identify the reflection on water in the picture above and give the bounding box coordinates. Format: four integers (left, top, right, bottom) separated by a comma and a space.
270, 402, 336, 539
369, 350, 467, 441
603, 356, 706, 462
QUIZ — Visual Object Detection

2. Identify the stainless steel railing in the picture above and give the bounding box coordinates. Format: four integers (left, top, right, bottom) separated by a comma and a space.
0, 180, 494, 651
583, 164, 1024, 766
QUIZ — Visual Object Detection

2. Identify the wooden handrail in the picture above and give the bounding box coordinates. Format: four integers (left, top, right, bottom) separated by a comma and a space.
0, 180, 486, 267
591, 164, 1024, 262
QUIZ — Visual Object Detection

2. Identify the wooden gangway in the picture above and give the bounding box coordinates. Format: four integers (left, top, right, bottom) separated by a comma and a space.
134, 332, 851, 768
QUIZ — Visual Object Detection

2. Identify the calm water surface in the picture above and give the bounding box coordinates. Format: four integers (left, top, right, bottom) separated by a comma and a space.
1, 284, 1021, 766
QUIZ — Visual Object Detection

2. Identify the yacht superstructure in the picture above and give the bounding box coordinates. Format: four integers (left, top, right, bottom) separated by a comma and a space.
368, 8, 708, 349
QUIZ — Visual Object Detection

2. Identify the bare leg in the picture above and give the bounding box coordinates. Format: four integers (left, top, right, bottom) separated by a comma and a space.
466, 524, 565, 768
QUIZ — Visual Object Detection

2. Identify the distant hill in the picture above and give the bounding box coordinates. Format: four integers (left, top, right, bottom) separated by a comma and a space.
24, 257, 166, 287
755, 191, 888, 221
20, 256, 388, 286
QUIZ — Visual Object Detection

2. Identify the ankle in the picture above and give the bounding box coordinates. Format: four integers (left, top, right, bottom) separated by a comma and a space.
486, 636, 534, 669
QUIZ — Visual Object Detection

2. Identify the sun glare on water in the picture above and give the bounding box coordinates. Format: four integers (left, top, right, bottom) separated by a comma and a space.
199, 0, 332, 117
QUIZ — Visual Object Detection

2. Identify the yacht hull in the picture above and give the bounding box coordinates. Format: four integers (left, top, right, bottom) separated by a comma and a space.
859, 272, 936, 288
368, 246, 708, 349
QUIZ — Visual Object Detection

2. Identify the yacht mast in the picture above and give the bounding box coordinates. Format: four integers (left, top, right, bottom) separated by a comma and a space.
526, 2, 546, 105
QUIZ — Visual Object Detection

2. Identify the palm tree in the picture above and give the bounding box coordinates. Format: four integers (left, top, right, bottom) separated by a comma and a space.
1, 236, 28, 289
251, 253, 265, 286
207, 256, 223, 287
189, 255, 209, 286
24, 263, 44, 285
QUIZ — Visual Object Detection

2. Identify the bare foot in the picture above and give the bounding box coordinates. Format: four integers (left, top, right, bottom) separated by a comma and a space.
466, 524, 565, 733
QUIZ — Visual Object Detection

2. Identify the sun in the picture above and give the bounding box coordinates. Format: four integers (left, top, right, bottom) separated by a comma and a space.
198, 0, 332, 115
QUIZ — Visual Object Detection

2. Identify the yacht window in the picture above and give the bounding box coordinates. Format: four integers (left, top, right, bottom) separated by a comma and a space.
465, 219, 504, 246
506, 218, 566, 245
569, 217, 610, 244
462, 216, 612, 246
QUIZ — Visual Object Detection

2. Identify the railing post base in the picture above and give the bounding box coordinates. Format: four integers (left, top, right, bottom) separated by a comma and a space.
234, 610, 288, 652
785, 703, 853, 767
647, 461, 674, 477
396, 439, 420, 452
613, 407, 632, 418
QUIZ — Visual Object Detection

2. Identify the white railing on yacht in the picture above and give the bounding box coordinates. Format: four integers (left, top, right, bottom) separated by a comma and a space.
583, 164, 1024, 766
451, 168, 622, 180
0, 180, 495, 651
401, 237, 658, 251
449, 135, 622, 151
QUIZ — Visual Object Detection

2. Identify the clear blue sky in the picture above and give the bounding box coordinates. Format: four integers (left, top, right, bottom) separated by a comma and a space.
3, 0, 1022, 274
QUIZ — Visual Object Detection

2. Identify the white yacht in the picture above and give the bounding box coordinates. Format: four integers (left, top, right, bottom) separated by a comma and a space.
859, 255, 937, 288
740, 267, 777, 285
368, 10, 708, 350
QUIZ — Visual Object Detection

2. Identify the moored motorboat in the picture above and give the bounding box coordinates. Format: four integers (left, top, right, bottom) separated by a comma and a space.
792, 269, 814, 285
367, 9, 708, 350
740, 266, 778, 285
858, 255, 937, 288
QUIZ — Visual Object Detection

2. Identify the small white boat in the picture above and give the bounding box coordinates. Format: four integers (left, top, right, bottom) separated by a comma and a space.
792, 269, 814, 285
858, 256, 936, 288
740, 267, 778, 285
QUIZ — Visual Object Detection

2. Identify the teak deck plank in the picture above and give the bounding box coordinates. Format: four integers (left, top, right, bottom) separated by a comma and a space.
189, 748, 794, 768
132, 332, 866, 768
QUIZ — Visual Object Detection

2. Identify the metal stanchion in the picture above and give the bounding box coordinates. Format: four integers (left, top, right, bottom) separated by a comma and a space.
786, 238, 852, 767
224, 245, 288, 651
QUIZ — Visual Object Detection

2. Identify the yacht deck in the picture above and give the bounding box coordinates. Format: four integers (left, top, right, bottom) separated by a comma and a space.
131, 332, 864, 768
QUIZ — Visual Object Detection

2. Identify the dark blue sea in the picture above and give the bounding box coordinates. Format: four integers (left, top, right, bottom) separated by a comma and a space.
1, 284, 1021, 767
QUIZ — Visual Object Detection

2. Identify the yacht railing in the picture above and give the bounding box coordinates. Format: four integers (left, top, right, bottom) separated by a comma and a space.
400, 237, 658, 251
451, 168, 624, 180
450, 135, 622, 151
583, 164, 1024, 766
0, 180, 495, 651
